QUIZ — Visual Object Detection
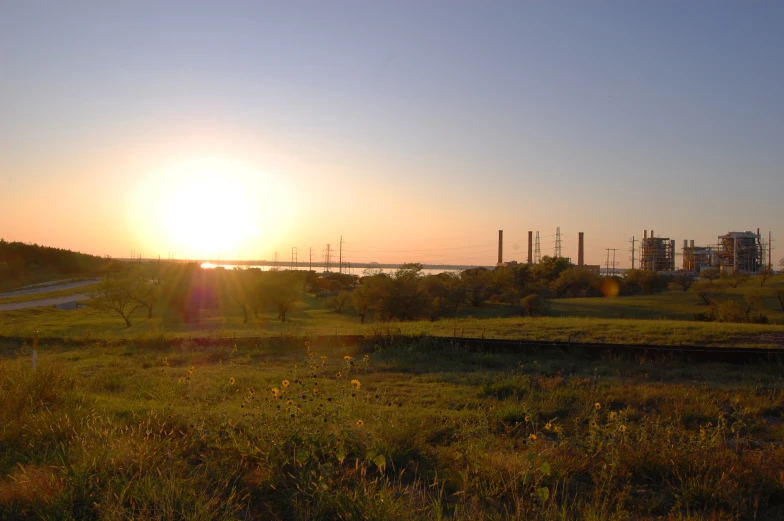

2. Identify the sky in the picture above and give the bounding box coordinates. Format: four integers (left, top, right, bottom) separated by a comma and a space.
1, 1, 783, 268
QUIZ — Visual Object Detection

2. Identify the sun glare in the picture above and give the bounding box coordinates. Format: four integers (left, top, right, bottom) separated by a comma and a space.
131, 157, 290, 259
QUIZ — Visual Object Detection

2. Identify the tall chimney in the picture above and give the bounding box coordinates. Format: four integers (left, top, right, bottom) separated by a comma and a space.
578, 232, 585, 266
527, 231, 533, 264
644, 230, 648, 240
651, 229, 655, 238
498, 230, 503, 266
690, 240, 694, 248
683, 239, 688, 249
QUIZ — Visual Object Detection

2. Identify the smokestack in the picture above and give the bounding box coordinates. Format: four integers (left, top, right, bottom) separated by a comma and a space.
644, 230, 648, 240
651, 229, 655, 238
578, 232, 585, 266
690, 240, 694, 248
527, 231, 533, 264
683, 239, 688, 249
498, 230, 503, 266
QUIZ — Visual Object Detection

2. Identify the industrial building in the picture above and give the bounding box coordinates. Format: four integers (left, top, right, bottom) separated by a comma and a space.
639, 230, 675, 272
681, 230, 767, 274
682, 240, 715, 272
715, 230, 765, 273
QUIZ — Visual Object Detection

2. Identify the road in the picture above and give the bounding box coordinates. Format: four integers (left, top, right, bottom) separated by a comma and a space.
0, 278, 101, 298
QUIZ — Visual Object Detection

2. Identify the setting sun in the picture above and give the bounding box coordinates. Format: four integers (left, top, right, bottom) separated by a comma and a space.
130, 157, 290, 260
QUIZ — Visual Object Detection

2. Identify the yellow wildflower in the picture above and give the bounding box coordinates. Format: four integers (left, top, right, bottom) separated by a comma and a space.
620, 424, 628, 433
282, 379, 290, 388
344, 355, 352, 361
356, 419, 364, 427
336, 372, 342, 379
545, 422, 552, 430
528, 433, 538, 441
271, 387, 280, 397
594, 402, 601, 410
229, 377, 236, 385
351, 379, 361, 389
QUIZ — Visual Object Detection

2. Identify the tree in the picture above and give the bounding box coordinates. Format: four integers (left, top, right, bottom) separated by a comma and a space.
673, 272, 695, 292
325, 290, 351, 314
551, 267, 600, 297
90, 277, 145, 327
721, 270, 750, 289
742, 293, 765, 320
776, 289, 784, 312
257, 271, 302, 323
461, 267, 492, 307
132, 271, 163, 319
701, 268, 720, 284
757, 267, 773, 287
219, 268, 261, 323
692, 280, 718, 305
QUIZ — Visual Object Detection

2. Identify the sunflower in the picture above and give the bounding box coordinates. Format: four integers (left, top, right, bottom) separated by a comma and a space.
350, 379, 361, 389
336, 372, 343, 379
271, 387, 280, 397
545, 422, 552, 430
594, 402, 601, 410
356, 419, 364, 427
229, 377, 236, 385
528, 433, 538, 441
282, 379, 290, 388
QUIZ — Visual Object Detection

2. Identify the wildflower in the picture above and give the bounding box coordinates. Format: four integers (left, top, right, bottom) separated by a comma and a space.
178, 377, 185, 383
271, 388, 280, 397
282, 379, 290, 388
528, 433, 538, 441
608, 411, 617, 421
619, 424, 628, 433
344, 355, 352, 361
525, 415, 531, 423
312, 388, 319, 395
590, 421, 598, 429
356, 419, 364, 427
229, 377, 236, 385
351, 379, 361, 389
363, 354, 369, 360
545, 422, 552, 430
594, 402, 601, 410
336, 372, 342, 379
286, 399, 295, 406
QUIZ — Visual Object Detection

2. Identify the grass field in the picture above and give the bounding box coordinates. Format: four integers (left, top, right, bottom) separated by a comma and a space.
2, 286, 784, 349
1, 336, 783, 519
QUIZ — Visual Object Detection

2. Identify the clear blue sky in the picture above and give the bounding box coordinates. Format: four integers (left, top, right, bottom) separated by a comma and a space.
1, 1, 782, 267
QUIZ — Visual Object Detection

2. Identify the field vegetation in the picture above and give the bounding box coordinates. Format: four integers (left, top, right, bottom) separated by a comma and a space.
1, 336, 783, 519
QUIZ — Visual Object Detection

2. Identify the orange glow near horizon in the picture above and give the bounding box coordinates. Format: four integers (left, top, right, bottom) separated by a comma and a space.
129, 157, 291, 260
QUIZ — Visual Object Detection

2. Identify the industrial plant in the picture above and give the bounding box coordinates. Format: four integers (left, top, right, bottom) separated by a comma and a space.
495, 227, 771, 276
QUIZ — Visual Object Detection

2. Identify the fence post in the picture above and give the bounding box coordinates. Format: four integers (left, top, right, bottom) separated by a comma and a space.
32, 330, 38, 370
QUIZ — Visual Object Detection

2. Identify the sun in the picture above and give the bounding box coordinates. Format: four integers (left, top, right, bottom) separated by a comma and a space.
131, 157, 289, 259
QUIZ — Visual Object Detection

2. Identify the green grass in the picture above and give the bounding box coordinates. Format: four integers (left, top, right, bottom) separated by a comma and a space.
2, 337, 783, 519
2, 285, 784, 348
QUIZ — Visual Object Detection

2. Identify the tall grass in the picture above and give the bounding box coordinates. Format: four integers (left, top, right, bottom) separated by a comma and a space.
1, 337, 783, 519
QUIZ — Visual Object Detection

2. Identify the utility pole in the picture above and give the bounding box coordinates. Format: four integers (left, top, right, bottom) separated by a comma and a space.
339, 235, 343, 274
309, 247, 312, 272
629, 236, 636, 270
769, 231, 773, 269
324, 244, 332, 272
291, 247, 297, 270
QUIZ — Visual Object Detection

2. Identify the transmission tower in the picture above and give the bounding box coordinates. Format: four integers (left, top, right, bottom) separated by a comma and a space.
629, 236, 636, 270
291, 247, 298, 270
605, 248, 618, 276
339, 235, 343, 274
273, 251, 278, 269
534, 232, 541, 264
555, 227, 562, 258
324, 244, 332, 272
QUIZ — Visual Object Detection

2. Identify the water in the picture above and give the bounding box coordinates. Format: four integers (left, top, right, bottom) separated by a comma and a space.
200, 262, 467, 276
